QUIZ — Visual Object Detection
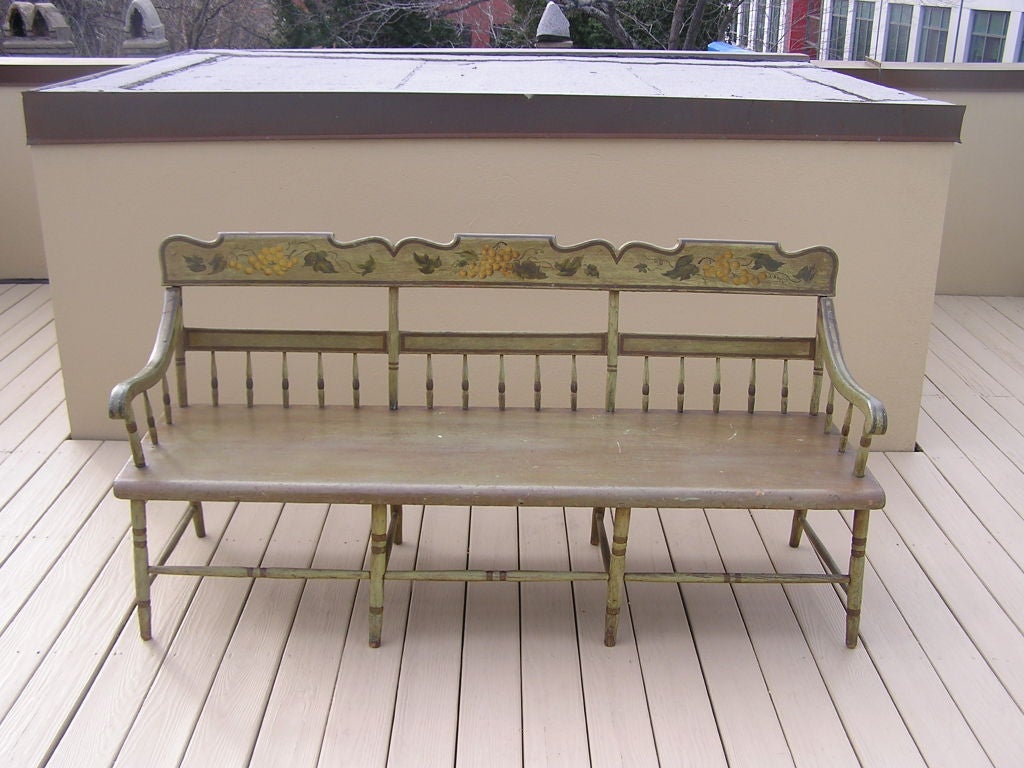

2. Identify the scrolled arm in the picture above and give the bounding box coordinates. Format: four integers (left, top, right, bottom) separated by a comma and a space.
109, 287, 182, 465
818, 297, 887, 435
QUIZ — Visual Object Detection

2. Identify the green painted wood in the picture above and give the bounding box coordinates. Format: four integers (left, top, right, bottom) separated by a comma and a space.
161, 233, 838, 295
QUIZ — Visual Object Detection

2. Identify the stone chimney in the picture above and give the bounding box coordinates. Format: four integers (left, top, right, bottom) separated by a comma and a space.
2, 2, 75, 56
122, 0, 169, 57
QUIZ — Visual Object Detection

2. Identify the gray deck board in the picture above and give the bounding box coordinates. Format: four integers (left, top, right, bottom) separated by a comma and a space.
1, 296, 1023, 767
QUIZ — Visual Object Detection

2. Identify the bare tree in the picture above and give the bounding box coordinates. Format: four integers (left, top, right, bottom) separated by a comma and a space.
153, 0, 275, 49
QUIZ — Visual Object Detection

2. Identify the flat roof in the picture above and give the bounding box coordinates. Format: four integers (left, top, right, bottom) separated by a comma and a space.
23, 49, 965, 144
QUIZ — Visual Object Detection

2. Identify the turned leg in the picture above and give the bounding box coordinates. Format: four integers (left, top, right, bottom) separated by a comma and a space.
789, 509, 808, 547
604, 507, 631, 647
390, 504, 403, 545
846, 509, 870, 649
590, 507, 605, 546
189, 501, 207, 538
130, 499, 153, 640
368, 503, 388, 648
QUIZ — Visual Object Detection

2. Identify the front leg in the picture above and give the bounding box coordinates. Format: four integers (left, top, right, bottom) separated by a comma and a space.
604, 507, 631, 647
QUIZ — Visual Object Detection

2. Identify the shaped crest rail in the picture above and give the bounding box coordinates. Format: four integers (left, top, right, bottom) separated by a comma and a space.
162, 233, 838, 295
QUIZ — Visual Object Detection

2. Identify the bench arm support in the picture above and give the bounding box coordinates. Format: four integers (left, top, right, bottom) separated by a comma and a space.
109, 287, 182, 466
818, 297, 888, 475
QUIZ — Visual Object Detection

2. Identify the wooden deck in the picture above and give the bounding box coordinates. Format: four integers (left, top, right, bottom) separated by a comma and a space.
1, 283, 1022, 767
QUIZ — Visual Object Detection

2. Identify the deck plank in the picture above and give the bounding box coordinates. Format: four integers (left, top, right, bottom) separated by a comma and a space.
0, 344, 60, 423
316, 505, 423, 767
772, 509, 995, 768
0, 442, 126, 631
565, 506, 660, 768
0, 486, 148, 720
921, 396, 1024, 515
9, 501, 234, 768
930, 303, 1024, 394
0, 405, 70, 507
914, 411, 1024, 570
112, 502, 284, 768
660, 509, 795, 767
248, 505, 370, 768
869, 458, 1024, 710
626, 508, 727, 768
0, 284, 43, 323
43, 502, 233, 767
0, 372, 66, 452
518, 506, 590, 767
0, 439, 99, 566
889, 452, 1024, 633
387, 505, 469, 768
456, 507, 522, 768
709, 512, 861, 768
180, 504, 329, 767
0, 301, 55, 364
835, 472, 1024, 766
752, 510, 928, 768
0, 286, 50, 337
0, 321, 56, 391
2, 296, 1024, 767
0, 497, 183, 765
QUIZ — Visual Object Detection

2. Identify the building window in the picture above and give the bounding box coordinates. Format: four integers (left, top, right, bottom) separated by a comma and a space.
753, 0, 766, 51
737, 0, 750, 47
968, 10, 1009, 62
851, 1, 875, 59
917, 6, 950, 62
828, 0, 849, 59
884, 3, 912, 61
766, 0, 783, 51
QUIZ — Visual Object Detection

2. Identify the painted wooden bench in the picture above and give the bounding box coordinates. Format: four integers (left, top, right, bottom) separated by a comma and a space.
109, 233, 887, 649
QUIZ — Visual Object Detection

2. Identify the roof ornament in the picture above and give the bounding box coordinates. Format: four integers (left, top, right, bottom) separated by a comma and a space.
535, 1, 572, 48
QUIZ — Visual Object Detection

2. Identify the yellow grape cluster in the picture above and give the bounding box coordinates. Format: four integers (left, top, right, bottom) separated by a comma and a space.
229, 245, 301, 276
459, 243, 521, 279
702, 251, 768, 287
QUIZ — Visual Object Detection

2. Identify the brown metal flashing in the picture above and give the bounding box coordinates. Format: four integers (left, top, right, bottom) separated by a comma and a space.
0, 60, 135, 88
823, 63, 1024, 92
22, 89, 965, 144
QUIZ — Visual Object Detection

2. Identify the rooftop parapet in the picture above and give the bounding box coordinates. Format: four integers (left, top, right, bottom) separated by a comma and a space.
23, 49, 964, 144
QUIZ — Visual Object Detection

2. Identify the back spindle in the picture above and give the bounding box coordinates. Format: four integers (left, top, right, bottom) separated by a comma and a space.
713, 357, 722, 414
839, 402, 854, 453
498, 355, 506, 410
642, 357, 650, 413
352, 353, 361, 408
142, 390, 158, 445
677, 357, 685, 412
210, 351, 219, 406
825, 385, 836, 433
245, 351, 253, 408
781, 359, 790, 414
317, 352, 325, 408
748, 358, 757, 413
426, 354, 434, 409
570, 355, 578, 412
462, 354, 470, 410
534, 356, 542, 411
281, 352, 290, 408
161, 376, 172, 424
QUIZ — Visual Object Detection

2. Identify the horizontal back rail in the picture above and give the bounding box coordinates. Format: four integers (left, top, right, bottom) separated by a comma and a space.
400, 332, 607, 356
620, 334, 815, 359
162, 233, 838, 296
184, 328, 386, 353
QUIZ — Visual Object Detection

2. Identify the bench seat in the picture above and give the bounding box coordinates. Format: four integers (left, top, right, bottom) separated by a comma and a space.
112, 232, 888, 650
114, 405, 884, 511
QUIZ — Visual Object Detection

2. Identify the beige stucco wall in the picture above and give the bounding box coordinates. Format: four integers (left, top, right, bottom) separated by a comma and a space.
0, 85, 46, 280
929, 89, 1024, 295
31, 138, 952, 449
